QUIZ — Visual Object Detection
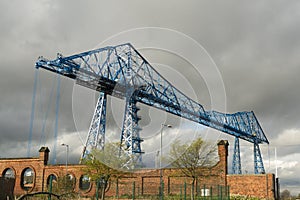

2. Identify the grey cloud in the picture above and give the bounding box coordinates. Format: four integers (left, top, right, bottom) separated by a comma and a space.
0, 0, 299, 193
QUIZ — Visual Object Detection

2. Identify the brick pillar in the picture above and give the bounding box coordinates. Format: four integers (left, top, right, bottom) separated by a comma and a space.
217, 140, 229, 175
39, 147, 50, 165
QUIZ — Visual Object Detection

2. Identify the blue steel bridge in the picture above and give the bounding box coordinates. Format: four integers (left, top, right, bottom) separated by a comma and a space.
35, 43, 269, 174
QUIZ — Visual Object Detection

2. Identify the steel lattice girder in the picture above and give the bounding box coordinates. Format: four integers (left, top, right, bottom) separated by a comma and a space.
36, 43, 269, 173
120, 95, 144, 167
232, 137, 242, 174
254, 142, 265, 174
35, 43, 269, 146
80, 92, 107, 161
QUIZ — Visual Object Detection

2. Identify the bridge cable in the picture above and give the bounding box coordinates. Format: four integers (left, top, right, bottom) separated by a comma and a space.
39, 76, 56, 147
51, 74, 61, 164
27, 69, 39, 157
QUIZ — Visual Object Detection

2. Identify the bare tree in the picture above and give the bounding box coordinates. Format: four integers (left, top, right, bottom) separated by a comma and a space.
167, 137, 217, 199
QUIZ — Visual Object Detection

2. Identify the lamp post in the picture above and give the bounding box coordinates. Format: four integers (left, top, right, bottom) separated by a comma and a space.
160, 124, 172, 200
61, 143, 69, 175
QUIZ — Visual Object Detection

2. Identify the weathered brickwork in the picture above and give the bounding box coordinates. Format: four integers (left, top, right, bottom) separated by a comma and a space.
227, 174, 275, 199
0, 140, 276, 199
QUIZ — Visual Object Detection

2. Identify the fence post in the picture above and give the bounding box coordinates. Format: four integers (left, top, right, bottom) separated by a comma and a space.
180, 185, 182, 200
196, 182, 199, 199
96, 180, 100, 200
162, 181, 165, 200
184, 182, 187, 200
204, 184, 206, 200
227, 186, 230, 200
196, 179, 198, 199
132, 181, 135, 200
48, 175, 53, 200
116, 179, 119, 198
220, 186, 223, 200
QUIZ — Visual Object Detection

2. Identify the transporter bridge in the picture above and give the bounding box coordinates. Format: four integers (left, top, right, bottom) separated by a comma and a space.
35, 43, 269, 173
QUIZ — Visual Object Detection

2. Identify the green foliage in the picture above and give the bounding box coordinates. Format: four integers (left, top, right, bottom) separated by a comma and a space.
82, 142, 131, 181
167, 137, 217, 200
49, 172, 77, 199
168, 137, 217, 179
81, 142, 133, 199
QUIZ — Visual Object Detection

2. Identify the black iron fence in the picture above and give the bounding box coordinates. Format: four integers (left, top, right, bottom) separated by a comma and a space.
113, 181, 230, 200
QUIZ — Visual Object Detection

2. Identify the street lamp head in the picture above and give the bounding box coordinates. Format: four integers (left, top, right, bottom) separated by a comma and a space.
61, 143, 69, 175
162, 124, 172, 128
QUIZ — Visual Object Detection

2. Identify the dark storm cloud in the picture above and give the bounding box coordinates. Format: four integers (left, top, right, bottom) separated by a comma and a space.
0, 0, 300, 194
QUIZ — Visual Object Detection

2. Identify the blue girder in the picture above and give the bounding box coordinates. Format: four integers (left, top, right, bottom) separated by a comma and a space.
80, 92, 107, 162
120, 95, 144, 167
36, 43, 269, 172
232, 137, 242, 174
254, 142, 265, 174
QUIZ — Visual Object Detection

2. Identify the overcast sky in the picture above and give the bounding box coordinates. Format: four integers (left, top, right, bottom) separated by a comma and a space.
1, 0, 300, 195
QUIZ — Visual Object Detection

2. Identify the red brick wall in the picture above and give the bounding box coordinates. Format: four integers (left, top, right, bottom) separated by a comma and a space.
105, 140, 229, 197
43, 164, 93, 196
227, 174, 275, 199
0, 141, 275, 199
0, 157, 45, 194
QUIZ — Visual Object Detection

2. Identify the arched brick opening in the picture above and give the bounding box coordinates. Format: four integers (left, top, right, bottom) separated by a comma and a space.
20, 167, 35, 192
2, 167, 16, 179
46, 174, 57, 191
62, 173, 76, 191
79, 174, 91, 192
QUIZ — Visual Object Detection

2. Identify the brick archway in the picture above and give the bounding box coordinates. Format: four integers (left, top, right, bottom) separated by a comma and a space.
20, 166, 36, 192
2, 167, 16, 179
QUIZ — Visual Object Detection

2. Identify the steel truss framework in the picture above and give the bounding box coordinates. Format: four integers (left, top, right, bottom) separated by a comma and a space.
120, 95, 144, 167
80, 92, 107, 163
36, 43, 269, 173
232, 137, 242, 174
